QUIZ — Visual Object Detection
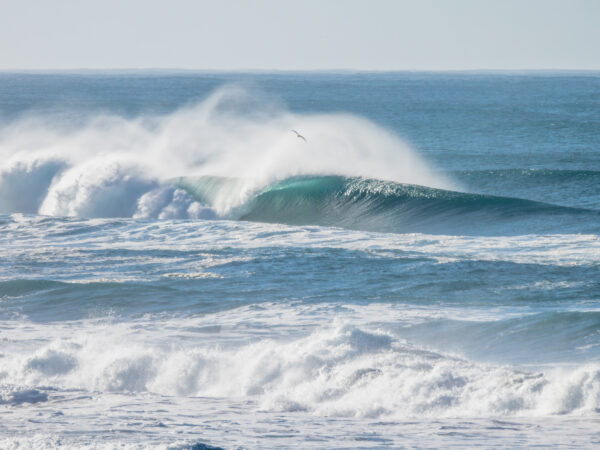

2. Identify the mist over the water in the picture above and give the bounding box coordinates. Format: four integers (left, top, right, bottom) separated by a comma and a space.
0, 86, 452, 219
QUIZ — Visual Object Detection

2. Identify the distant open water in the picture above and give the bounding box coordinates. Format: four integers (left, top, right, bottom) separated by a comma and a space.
1, 72, 599, 448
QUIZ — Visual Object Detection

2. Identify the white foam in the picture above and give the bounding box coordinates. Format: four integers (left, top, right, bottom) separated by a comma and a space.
1, 306, 598, 420
134, 187, 215, 220
39, 159, 157, 217
0, 387, 48, 405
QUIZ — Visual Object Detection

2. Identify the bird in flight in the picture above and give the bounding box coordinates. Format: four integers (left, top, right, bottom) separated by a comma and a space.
291, 129, 307, 142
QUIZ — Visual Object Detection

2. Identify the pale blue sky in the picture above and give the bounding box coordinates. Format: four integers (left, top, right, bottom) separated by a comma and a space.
1, 0, 599, 70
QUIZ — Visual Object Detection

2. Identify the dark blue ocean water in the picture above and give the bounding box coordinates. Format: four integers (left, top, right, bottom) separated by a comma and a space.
0, 72, 599, 448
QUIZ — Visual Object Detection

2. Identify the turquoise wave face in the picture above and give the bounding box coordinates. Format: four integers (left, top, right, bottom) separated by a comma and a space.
178, 175, 599, 236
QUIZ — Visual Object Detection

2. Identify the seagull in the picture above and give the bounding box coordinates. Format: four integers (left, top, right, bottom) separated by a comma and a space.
291, 129, 307, 142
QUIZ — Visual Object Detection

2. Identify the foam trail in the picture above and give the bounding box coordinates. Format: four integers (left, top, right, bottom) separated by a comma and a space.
0, 86, 453, 218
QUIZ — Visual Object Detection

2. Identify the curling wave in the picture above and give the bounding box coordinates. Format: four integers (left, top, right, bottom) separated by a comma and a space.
178, 175, 599, 235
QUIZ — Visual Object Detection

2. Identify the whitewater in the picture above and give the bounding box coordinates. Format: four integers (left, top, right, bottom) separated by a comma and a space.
1, 72, 599, 448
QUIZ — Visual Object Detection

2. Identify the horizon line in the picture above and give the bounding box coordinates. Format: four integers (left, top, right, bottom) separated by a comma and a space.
1, 68, 600, 75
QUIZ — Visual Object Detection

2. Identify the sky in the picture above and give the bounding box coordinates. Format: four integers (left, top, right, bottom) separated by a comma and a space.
1, 0, 599, 71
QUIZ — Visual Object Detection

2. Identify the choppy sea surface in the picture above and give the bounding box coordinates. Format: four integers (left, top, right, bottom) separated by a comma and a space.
1, 72, 599, 448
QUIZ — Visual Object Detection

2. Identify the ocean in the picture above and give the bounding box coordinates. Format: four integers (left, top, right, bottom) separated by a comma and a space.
0, 72, 599, 448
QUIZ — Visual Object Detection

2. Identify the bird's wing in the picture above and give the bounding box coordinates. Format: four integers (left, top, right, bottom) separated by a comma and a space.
291, 129, 307, 142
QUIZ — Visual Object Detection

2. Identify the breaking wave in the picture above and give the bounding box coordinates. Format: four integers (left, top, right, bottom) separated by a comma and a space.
1, 85, 596, 235
2, 317, 599, 419
0, 85, 452, 221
